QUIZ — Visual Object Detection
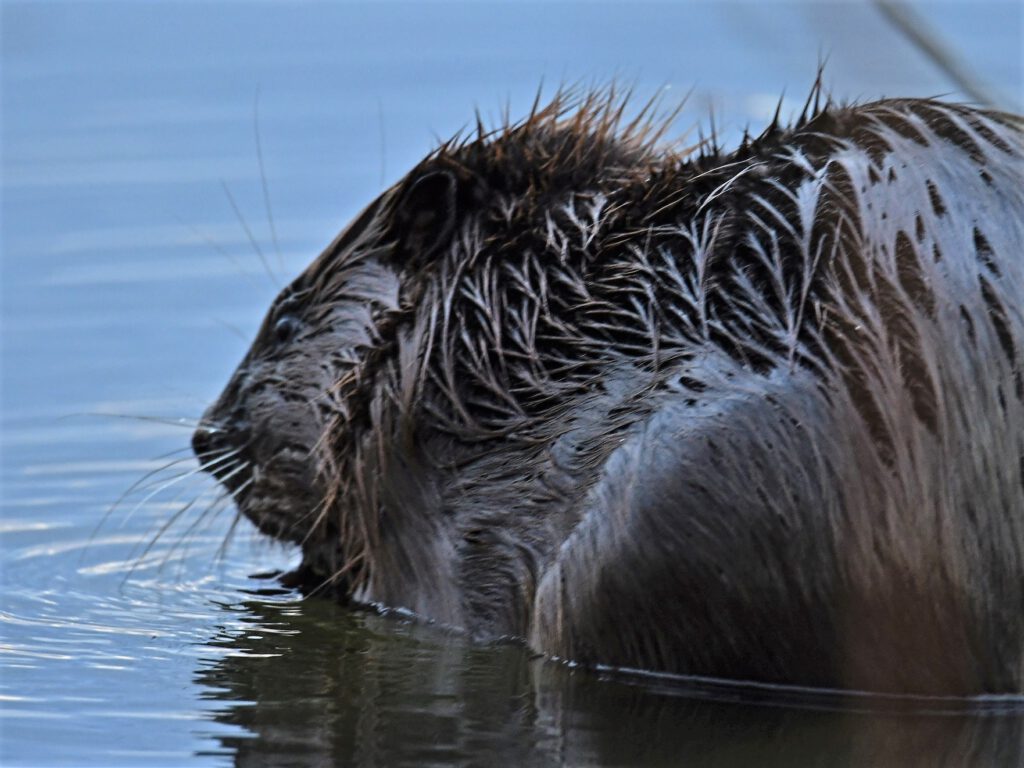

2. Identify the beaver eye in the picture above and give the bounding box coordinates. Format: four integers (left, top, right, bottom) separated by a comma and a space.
273, 315, 301, 344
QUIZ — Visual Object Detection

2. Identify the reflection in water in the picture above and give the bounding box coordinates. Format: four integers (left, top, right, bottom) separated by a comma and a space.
197, 598, 1024, 767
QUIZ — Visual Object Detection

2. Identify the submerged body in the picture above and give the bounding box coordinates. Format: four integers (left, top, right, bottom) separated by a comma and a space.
193, 93, 1024, 695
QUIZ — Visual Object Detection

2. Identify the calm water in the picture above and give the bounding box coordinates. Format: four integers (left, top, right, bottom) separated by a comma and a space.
2, 2, 1022, 766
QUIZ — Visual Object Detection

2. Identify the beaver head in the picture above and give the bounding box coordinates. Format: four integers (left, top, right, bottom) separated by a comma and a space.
190, 194, 404, 545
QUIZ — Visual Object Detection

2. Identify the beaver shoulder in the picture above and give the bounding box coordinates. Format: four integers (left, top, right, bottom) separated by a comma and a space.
194, 92, 1024, 695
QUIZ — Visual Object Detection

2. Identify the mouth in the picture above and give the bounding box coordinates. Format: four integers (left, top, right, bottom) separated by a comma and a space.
239, 446, 323, 544
193, 425, 321, 545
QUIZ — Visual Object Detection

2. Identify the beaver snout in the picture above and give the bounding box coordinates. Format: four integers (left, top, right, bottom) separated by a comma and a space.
191, 397, 251, 471
192, 394, 321, 492
191, 423, 226, 466
192, 420, 249, 488
192, 398, 325, 545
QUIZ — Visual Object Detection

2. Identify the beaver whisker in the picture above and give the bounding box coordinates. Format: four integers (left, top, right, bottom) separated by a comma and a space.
155, 491, 244, 584
195, 445, 246, 474
214, 506, 247, 566
122, 456, 252, 581
160, 487, 239, 579
220, 472, 253, 502
201, 456, 250, 489
65, 411, 207, 429
113, 462, 205, 520
117, 449, 244, 530
123, 488, 211, 585
220, 180, 279, 289
252, 88, 284, 275
113, 460, 208, 528
105, 453, 197, 519
135, 470, 253, 583
82, 451, 203, 569
192, 420, 230, 435
218, 466, 253, 502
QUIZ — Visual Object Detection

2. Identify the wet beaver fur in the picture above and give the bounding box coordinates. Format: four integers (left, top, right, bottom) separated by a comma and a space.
193, 89, 1024, 696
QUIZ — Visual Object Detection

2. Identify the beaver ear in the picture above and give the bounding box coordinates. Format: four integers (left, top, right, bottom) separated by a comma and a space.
393, 170, 459, 262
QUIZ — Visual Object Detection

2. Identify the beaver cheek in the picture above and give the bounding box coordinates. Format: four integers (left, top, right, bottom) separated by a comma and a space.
242, 397, 324, 527
249, 398, 321, 463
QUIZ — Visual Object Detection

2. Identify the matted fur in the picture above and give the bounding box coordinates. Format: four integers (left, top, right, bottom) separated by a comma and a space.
194, 88, 1024, 695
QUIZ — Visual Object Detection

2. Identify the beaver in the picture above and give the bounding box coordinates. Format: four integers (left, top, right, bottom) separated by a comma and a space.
192, 89, 1024, 697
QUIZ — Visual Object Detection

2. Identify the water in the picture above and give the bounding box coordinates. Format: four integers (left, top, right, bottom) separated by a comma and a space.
2, 2, 1022, 765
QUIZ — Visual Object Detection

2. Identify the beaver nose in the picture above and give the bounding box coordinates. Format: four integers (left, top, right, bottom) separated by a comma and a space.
192, 424, 226, 468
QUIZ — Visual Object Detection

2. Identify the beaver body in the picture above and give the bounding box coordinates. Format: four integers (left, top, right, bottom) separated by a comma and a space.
193, 93, 1024, 695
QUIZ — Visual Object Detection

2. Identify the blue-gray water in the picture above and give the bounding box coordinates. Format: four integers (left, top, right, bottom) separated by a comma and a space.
2, 2, 1022, 766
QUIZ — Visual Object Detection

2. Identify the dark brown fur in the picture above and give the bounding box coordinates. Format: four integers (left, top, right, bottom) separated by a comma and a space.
193, 89, 1024, 696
